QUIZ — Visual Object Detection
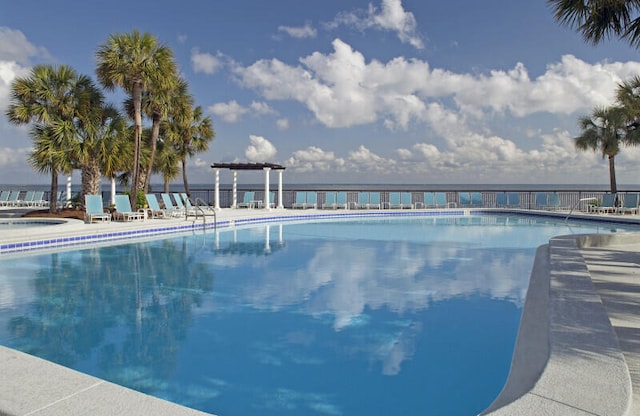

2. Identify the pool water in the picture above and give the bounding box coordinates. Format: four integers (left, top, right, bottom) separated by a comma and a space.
0, 215, 635, 415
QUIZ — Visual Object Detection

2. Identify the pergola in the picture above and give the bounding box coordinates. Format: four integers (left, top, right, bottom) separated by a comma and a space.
210, 162, 286, 210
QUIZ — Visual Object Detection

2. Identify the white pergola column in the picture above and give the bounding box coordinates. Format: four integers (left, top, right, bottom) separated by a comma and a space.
263, 167, 271, 210
232, 171, 238, 208
66, 175, 72, 206
110, 177, 116, 206
277, 169, 284, 209
214, 168, 221, 211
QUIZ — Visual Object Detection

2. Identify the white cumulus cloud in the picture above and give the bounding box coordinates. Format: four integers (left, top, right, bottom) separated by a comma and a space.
327, 0, 424, 49
191, 49, 223, 74
245, 135, 277, 162
278, 22, 317, 39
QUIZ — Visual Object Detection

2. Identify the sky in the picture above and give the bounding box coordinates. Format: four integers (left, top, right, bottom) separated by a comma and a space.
2, 0, 640, 186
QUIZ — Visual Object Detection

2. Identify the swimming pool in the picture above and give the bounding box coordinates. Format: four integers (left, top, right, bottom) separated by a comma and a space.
0, 214, 636, 415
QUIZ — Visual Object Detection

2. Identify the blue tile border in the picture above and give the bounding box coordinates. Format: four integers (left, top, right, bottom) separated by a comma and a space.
0, 210, 469, 255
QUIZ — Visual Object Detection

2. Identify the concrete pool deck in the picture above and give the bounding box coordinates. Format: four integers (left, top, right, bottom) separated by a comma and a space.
0, 207, 639, 415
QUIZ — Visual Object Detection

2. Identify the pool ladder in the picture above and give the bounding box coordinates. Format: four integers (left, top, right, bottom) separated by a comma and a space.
188, 197, 217, 231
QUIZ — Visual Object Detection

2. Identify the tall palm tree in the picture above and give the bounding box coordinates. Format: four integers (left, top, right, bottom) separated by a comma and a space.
575, 106, 629, 194
167, 103, 215, 196
154, 136, 181, 193
548, 0, 640, 48
6, 64, 92, 212
95, 30, 177, 208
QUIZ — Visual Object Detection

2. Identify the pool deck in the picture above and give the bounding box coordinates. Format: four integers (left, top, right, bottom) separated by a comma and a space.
1, 207, 639, 415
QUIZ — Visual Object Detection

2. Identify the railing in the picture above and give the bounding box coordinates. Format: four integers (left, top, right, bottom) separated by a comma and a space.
185, 188, 640, 212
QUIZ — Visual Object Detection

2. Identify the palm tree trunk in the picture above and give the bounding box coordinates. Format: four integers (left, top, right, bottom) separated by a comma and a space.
143, 113, 161, 194
131, 82, 143, 209
182, 158, 190, 196
49, 169, 58, 213
80, 159, 102, 204
609, 154, 618, 196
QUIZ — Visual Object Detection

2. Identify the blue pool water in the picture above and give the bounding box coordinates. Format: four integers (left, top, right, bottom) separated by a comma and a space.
0, 214, 636, 415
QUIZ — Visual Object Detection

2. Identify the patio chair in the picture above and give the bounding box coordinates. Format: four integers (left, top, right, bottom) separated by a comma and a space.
292, 191, 307, 209
323, 192, 337, 209
535, 192, 548, 209
547, 193, 564, 211
145, 194, 168, 218
434, 192, 447, 208
160, 193, 184, 217
458, 192, 471, 207
113, 195, 145, 221
5, 191, 20, 207
28, 191, 46, 207
507, 192, 520, 208
18, 191, 35, 207
84, 194, 110, 223
470, 192, 483, 207
355, 192, 369, 209
594, 193, 616, 214
237, 191, 255, 208
422, 192, 436, 208
335, 192, 348, 209
387, 192, 401, 209
617, 193, 639, 215
0, 190, 11, 206
496, 192, 508, 208
173, 193, 197, 215
367, 192, 381, 209
305, 191, 317, 209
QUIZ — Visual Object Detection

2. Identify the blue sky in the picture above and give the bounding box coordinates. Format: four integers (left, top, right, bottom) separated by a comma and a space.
2, 0, 640, 186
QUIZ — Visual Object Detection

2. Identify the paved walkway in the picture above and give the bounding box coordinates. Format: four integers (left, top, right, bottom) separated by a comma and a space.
582, 243, 640, 415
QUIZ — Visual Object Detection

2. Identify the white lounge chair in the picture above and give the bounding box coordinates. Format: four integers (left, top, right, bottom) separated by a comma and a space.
84, 194, 111, 223
113, 195, 145, 221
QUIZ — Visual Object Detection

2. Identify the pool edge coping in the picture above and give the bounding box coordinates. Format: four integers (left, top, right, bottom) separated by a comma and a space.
482, 232, 639, 415
1, 208, 639, 415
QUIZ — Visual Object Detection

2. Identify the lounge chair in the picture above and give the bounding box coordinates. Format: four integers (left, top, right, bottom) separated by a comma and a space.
496, 192, 508, 208
470, 192, 482, 207
507, 192, 520, 208
388, 192, 412, 209
84, 194, 110, 223
145, 194, 168, 218
367, 192, 381, 209
160, 193, 183, 217
322, 192, 337, 209
292, 192, 307, 209
18, 191, 34, 207
335, 192, 348, 209
434, 192, 447, 208
306, 192, 317, 209
458, 192, 471, 207
355, 192, 369, 209
28, 191, 46, 207
422, 192, 435, 208
173, 193, 197, 215
535, 192, 548, 209
617, 193, 639, 214
238, 191, 255, 208
547, 193, 564, 211
594, 193, 616, 214
114, 195, 145, 221
0, 191, 11, 206
5, 191, 20, 207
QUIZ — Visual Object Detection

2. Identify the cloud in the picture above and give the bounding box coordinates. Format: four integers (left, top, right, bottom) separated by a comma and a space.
286, 146, 345, 172
208, 100, 275, 123
191, 48, 222, 74
276, 118, 289, 130
0, 27, 50, 65
278, 22, 317, 39
245, 134, 277, 162
235, 38, 640, 131
327, 0, 424, 49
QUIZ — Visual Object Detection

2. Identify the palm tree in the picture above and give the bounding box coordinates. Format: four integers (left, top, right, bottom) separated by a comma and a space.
548, 0, 640, 48
575, 106, 629, 194
96, 30, 177, 208
164, 81, 215, 196
167, 103, 215, 196
154, 136, 181, 193
6, 64, 92, 212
